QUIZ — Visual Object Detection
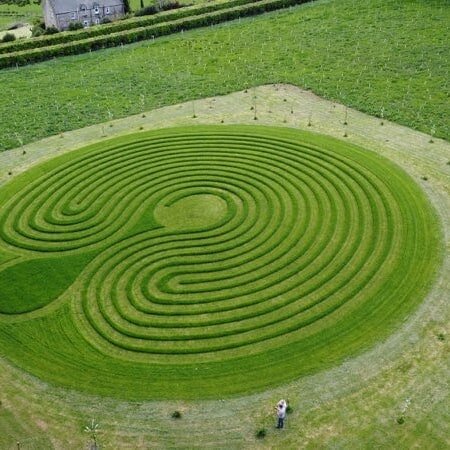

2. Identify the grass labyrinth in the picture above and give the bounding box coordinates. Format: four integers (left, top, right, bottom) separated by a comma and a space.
0, 125, 440, 400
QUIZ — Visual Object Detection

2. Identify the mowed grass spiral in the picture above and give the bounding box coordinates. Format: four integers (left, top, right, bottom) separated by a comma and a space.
0, 126, 441, 399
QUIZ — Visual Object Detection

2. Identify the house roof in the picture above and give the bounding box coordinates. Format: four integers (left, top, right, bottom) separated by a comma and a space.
47, 0, 123, 15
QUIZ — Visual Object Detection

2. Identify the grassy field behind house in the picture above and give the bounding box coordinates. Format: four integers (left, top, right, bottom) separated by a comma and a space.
0, 0, 448, 152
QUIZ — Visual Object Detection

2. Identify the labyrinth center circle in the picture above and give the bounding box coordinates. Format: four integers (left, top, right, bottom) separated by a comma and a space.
154, 193, 228, 230
0, 126, 440, 398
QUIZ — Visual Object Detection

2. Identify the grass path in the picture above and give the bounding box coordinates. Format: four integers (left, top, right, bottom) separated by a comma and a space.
0, 125, 438, 398
0, 85, 448, 449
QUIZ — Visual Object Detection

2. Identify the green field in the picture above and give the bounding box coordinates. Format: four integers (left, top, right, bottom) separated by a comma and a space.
0, 2, 39, 29
0, 125, 441, 399
0, 0, 448, 447
0, 0, 449, 152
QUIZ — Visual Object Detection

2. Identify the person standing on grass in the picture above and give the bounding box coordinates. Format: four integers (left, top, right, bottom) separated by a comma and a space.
276, 399, 287, 429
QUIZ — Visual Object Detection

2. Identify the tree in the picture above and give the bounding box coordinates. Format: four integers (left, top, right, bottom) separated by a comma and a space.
123, 0, 131, 13
0, 1, 40, 6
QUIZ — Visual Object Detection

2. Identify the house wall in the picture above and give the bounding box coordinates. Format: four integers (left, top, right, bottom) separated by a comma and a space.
45, 2, 125, 31
43, 0, 59, 29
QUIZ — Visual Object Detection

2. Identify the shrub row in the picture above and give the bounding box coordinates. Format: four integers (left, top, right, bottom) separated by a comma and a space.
0, 0, 311, 68
0, 0, 269, 55
134, 1, 184, 17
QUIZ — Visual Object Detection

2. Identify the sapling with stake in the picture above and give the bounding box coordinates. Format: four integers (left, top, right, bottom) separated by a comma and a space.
14, 132, 23, 149
85, 418, 100, 450
252, 87, 258, 120
397, 398, 411, 425
429, 125, 435, 143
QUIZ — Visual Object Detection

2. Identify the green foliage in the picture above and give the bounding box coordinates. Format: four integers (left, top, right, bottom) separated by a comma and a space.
43, 25, 59, 35
0, 31, 15, 42
68, 21, 84, 31
30, 20, 44, 36
135, 1, 183, 16
124, 0, 131, 14
135, 4, 159, 16
256, 428, 267, 438
0, 0, 39, 5
0, 126, 441, 399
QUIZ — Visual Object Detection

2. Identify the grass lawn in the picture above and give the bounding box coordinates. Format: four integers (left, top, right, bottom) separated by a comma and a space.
0, 84, 448, 448
0, 0, 449, 152
0, 3, 39, 30
0, 0, 448, 446
0, 124, 441, 399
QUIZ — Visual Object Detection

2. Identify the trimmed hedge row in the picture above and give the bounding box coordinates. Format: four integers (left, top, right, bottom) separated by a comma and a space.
0, 0, 265, 55
0, 0, 311, 68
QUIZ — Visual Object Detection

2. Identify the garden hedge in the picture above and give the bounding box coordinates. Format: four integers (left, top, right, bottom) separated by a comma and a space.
0, 0, 311, 68
0, 0, 311, 55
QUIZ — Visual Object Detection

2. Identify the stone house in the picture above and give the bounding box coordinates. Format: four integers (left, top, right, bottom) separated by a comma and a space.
42, 0, 125, 31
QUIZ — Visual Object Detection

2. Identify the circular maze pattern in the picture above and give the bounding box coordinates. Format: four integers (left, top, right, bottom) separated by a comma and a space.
0, 126, 440, 398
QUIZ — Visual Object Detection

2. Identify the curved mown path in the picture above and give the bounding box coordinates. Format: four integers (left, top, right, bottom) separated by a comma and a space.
0, 86, 448, 448
0, 125, 440, 400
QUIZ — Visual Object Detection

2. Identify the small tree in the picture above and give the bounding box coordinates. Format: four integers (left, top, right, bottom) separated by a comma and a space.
43, 26, 59, 35
123, 0, 131, 13
68, 21, 83, 31
85, 418, 100, 450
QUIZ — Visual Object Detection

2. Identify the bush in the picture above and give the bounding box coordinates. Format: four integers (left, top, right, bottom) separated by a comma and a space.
171, 410, 182, 419
43, 26, 59, 35
68, 22, 84, 31
135, 5, 159, 16
134, 1, 184, 17
32, 28, 44, 37
31, 22, 45, 37
1, 33, 16, 43
0, 0, 313, 68
255, 428, 267, 439
160, 1, 184, 12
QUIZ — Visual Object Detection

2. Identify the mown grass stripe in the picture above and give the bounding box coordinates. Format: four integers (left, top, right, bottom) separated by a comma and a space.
0, 125, 440, 398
